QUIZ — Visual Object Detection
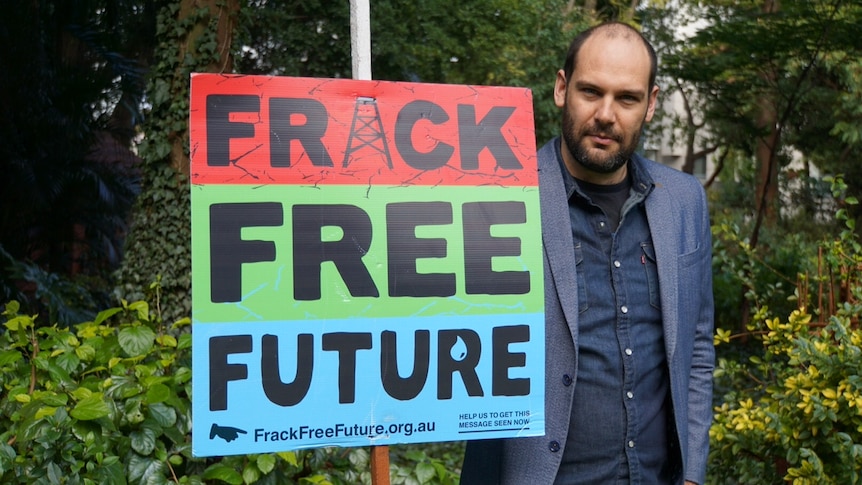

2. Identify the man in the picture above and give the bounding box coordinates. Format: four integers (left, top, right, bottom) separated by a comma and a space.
460, 22, 714, 485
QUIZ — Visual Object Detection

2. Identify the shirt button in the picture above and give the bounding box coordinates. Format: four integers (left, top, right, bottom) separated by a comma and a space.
625, 348, 633, 356
626, 391, 634, 399
599, 221, 606, 228
562, 374, 573, 386
613, 260, 621, 268
620, 305, 628, 313
628, 440, 635, 448
549, 441, 561, 452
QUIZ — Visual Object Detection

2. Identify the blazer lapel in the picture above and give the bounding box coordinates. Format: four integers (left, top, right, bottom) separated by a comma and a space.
644, 181, 680, 362
539, 141, 580, 336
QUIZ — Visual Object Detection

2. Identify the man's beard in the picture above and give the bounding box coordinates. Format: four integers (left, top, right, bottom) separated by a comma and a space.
561, 108, 643, 175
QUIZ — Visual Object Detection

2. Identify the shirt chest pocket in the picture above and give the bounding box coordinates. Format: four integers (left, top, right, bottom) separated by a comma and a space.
573, 242, 589, 314
641, 242, 661, 310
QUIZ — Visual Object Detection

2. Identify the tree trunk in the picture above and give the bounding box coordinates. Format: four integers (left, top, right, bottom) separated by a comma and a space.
171, 0, 240, 177
752, 98, 781, 241
116, 0, 240, 323
750, 0, 782, 249
737, 0, 782, 336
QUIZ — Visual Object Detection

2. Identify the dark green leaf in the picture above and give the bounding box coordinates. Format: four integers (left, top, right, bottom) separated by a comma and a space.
0, 443, 16, 474
47, 462, 63, 484
36, 391, 68, 407
34, 357, 73, 385
148, 402, 177, 427
96, 460, 127, 485
130, 427, 157, 455
127, 452, 167, 483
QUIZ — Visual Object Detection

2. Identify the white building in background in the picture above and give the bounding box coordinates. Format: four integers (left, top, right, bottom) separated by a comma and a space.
637, 1, 838, 226
640, 1, 715, 183
642, 87, 714, 182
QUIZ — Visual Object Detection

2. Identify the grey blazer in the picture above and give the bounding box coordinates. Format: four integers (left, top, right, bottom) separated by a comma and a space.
461, 139, 715, 485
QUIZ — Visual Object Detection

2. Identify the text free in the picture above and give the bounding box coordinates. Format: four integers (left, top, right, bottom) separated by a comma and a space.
209, 200, 530, 303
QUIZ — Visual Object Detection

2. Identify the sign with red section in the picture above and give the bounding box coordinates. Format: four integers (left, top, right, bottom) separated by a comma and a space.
190, 74, 544, 457
189, 75, 537, 186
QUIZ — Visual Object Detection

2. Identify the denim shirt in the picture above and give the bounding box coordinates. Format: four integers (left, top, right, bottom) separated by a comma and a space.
554, 145, 678, 484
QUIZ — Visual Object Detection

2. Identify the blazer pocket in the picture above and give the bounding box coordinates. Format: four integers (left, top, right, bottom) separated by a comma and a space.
678, 242, 706, 268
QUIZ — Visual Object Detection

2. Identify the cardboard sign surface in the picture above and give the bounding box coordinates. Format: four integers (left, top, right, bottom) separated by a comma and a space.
190, 74, 544, 456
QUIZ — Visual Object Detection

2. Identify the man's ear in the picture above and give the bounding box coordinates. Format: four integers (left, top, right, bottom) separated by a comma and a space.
553, 69, 567, 109
644, 84, 660, 122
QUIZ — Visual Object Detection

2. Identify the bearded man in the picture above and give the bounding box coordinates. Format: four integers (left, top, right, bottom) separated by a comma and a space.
460, 21, 715, 485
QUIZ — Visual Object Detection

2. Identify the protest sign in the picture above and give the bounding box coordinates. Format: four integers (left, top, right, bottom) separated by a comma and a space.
190, 74, 544, 456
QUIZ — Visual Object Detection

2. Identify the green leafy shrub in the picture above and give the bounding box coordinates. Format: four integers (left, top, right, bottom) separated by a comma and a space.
710, 306, 862, 484
0, 298, 195, 483
708, 178, 862, 484
0, 294, 463, 484
0, 298, 316, 484
389, 443, 463, 485
710, 220, 822, 335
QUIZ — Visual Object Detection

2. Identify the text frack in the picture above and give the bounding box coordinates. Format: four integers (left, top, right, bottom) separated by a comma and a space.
206, 95, 522, 173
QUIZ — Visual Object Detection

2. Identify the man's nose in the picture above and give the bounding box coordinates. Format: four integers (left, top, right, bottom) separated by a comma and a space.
594, 98, 615, 124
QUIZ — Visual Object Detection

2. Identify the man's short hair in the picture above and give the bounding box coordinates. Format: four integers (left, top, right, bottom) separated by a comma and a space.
562, 22, 658, 91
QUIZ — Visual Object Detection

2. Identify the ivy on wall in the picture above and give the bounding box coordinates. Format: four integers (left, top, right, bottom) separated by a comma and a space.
116, 2, 230, 323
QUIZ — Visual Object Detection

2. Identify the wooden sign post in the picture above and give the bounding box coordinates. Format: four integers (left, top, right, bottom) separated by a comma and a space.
371, 445, 391, 485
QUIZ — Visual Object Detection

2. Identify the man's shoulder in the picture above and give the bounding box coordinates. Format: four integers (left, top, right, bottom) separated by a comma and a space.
635, 153, 704, 191
537, 138, 559, 162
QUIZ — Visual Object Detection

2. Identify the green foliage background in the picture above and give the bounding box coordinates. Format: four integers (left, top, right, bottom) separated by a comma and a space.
2, 0, 862, 483
0, 289, 464, 484
708, 179, 862, 483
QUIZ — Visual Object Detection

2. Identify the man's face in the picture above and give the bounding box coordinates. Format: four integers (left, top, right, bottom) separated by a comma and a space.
554, 34, 658, 183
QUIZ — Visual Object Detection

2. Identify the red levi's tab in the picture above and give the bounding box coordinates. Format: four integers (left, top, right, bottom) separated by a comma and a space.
190, 74, 537, 187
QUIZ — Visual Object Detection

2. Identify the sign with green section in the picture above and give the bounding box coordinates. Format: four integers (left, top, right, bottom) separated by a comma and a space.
190, 74, 544, 456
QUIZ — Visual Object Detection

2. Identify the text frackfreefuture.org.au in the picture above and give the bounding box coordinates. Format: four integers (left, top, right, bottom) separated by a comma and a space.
253, 421, 437, 443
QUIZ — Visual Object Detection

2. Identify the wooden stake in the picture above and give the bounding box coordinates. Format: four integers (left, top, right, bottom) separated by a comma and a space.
370, 445, 390, 485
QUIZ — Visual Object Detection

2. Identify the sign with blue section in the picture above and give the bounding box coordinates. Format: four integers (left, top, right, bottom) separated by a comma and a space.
190, 74, 544, 456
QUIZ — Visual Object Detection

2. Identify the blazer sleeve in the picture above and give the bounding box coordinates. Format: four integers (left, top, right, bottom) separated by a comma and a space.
645, 160, 715, 485
684, 183, 715, 485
